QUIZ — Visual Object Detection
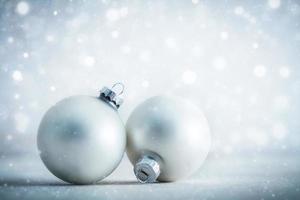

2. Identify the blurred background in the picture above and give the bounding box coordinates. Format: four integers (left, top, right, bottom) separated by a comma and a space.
0, 0, 300, 199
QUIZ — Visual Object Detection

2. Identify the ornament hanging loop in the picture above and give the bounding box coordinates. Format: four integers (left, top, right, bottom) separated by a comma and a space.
111, 82, 125, 96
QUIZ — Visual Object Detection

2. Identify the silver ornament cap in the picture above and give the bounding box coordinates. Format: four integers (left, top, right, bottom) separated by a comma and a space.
99, 83, 124, 109
134, 156, 160, 183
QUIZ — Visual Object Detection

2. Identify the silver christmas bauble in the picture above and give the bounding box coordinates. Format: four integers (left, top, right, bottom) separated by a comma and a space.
126, 95, 211, 183
37, 85, 126, 184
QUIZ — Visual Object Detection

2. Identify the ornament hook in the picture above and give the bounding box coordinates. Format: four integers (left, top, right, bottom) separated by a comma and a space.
111, 82, 125, 96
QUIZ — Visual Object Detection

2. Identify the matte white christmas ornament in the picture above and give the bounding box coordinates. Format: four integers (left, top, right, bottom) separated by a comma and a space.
37, 84, 126, 184
126, 95, 211, 183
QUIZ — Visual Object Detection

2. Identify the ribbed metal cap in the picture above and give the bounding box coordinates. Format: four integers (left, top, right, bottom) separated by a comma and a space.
99, 83, 124, 109
134, 156, 160, 183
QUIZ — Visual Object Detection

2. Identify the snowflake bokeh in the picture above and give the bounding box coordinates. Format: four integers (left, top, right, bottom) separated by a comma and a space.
0, 0, 299, 158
